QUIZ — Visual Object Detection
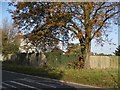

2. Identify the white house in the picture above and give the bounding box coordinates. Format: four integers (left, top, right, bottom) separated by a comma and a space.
17, 32, 40, 53
17, 32, 64, 53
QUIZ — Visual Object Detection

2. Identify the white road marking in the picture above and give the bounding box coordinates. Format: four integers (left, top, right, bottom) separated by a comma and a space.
20, 78, 56, 88
9, 81, 39, 89
2, 82, 17, 88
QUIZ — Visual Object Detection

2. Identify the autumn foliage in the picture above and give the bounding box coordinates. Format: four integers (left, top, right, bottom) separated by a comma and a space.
9, 2, 120, 68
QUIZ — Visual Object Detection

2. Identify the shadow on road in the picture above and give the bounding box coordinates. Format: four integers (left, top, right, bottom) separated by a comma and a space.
2, 60, 64, 80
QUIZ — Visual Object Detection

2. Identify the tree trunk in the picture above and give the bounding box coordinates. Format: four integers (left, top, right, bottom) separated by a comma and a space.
84, 41, 91, 69
79, 33, 91, 69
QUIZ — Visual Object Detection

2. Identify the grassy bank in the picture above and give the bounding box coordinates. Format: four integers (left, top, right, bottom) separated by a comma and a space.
2, 62, 118, 88
59, 67, 118, 88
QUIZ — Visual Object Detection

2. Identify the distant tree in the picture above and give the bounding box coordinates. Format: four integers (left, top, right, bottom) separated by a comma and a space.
91, 52, 94, 55
2, 18, 19, 58
114, 45, 120, 56
95, 53, 112, 56
106, 54, 112, 56
9, 2, 119, 68
96, 53, 106, 56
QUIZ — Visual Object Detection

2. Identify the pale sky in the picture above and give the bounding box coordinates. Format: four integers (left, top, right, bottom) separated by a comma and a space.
0, 2, 119, 55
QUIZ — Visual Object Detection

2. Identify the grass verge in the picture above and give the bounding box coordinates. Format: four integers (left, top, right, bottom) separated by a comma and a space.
2, 61, 118, 88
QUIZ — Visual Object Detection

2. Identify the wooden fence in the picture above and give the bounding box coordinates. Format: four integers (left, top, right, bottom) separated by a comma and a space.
3, 53, 119, 69
90, 56, 119, 69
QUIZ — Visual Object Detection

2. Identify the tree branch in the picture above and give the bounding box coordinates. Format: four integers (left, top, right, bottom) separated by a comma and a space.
91, 11, 119, 40
92, 2, 105, 20
65, 26, 77, 35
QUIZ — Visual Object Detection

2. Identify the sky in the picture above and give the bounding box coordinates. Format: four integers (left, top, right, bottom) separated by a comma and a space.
0, 2, 119, 55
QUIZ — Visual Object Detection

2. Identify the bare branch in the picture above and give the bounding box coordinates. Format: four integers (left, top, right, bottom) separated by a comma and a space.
92, 2, 105, 20
91, 11, 119, 40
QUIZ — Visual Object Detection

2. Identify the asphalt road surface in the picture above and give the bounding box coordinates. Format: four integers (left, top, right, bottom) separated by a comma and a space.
2, 70, 106, 90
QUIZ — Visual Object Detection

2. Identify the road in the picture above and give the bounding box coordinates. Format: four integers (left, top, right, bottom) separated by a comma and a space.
2, 70, 105, 90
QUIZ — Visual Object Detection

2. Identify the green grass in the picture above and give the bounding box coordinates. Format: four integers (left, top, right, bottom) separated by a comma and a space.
58, 67, 118, 88
2, 61, 118, 88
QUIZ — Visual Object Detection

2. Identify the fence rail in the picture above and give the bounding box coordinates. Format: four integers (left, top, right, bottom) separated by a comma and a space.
90, 56, 118, 69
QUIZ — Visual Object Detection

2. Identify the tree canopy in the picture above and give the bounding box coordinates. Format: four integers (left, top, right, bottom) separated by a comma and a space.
9, 2, 120, 68
2, 19, 19, 57
114, 45, 120, 56
66, 43, 81, 56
